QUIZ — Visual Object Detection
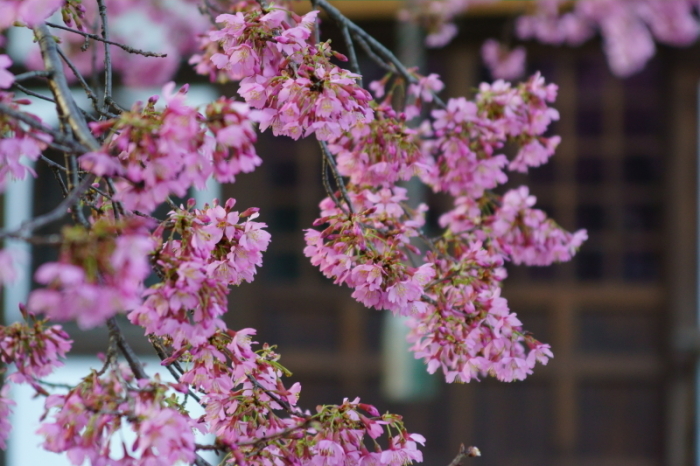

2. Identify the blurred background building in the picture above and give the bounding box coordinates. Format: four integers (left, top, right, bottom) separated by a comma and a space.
3, 2, 699, 466
224, 3, 700, 466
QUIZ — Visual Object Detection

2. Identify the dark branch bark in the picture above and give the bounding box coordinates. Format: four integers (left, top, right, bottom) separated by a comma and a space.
318, 140, 354, 214
106, 317, 149, 379
448, 444, 481, 466
96, 0, 113, 111
34, 24, 101, 151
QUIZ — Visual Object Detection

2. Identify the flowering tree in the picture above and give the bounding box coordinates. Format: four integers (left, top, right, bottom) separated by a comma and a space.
0, 0, 585, 465
404, 0, 700, 80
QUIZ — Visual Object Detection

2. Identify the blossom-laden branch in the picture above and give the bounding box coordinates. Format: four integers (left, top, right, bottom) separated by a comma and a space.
0, 0, 588, 465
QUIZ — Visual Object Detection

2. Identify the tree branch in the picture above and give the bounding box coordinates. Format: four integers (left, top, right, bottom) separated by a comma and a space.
96, 0, 113, 112
0, 173, 95, 240
106, 317, 149, 380
314, 0, 414, 82
55, 45, 100, 112
341, 24, 361, 84
13, 70, 52, 82
354, 34, 393, 72
0, 103, 87, 152
45, 21, 167, 57
448, 444, 481, 466
34, 24, 101, 152
311, 0, 361, 83
321, 152, 343, 212
313, 0, 446, 108
318, 140, 354, 214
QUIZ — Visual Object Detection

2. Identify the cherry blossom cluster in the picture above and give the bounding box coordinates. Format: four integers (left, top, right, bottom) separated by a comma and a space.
81, 85, 261, 213
424, 73, 561, 196
516, 0, 700, 77
38, 366, 196, 466
158, 328, 425, 466
193, 7, 374, 140
0, 312, 71, 449
129, 198, 271, 347
27, 218, 154, 329
305, 192, 433, 317
403, 0, 700, 78
480, 39, 526, 82
0, 313, 72, 387
0, 0, 63, 29
303, 68, 583, 382
0, 385, 12, 449
330, 101, 428, 187
0, 55, 51, 193
405, 243, 552, 383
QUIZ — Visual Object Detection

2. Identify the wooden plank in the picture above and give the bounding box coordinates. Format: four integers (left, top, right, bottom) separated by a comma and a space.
504, 285, 664, 306
574, 355, 664, 378
664, 46, 700, 466
552, 293, 577, 458
281, 350, 381, 376
292, 1, 543, 20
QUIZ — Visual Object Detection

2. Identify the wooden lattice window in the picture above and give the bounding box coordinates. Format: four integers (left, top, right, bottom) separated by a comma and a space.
224, 30, 684, 466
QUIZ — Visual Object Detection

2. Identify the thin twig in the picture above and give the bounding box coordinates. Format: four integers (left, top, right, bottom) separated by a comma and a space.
96, 0, 112, 112
108, 310, 215, 466
321, 153, 342, 211
33, 378, 74, 390
314, 0, 446, 107
13, 70, 52, 82
0, 173, 95, 239
312, 0, 361, 83
314, 0, 413, 81
105, 178, 125, 218
55, 45, 100, 111
236, 418, 311, 447
149, 338, 203, 404
106, 317, 148, 379
11, 83, 55, 103
45, 21, 167, 57
318, 140, 353, 214
0, 103, 87, 152
42, 154, 68, 172
447, 444, 481, 466
12, 82, 99, 122
50, 165, 69, 196
341, 25, 361, 84
246, 373, 300, 415
354, 34, 393, 72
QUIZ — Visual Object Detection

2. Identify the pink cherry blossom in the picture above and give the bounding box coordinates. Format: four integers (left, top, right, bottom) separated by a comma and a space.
481, 39, 526, 81
0, 55, 13, 89
0, 317, 72, 387
0, 385, 13, 449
